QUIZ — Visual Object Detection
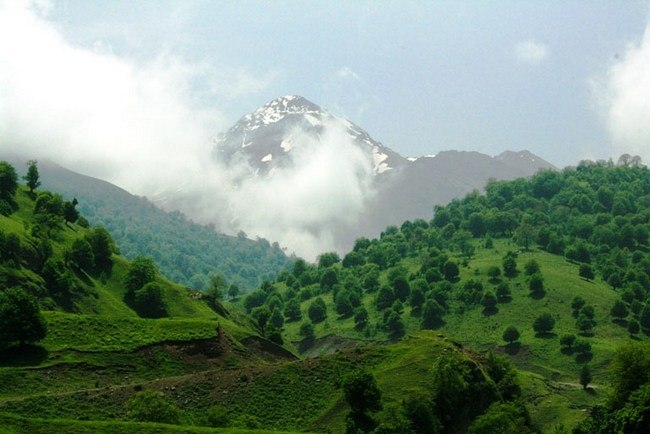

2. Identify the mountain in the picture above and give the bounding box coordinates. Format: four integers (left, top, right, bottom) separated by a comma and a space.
3, 157, 292, 291
212, 95, 556, 251
214, 95, 407, 178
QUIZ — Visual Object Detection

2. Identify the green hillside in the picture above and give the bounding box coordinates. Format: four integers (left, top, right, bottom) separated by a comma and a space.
4, 157, 292, 291
237, 160, 650, 432
3, 159, 650, 433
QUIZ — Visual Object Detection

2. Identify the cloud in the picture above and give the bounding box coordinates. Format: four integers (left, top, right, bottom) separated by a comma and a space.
0, 2, 377, 260
335, 66, 362, 82
514, 40, 549, 65
596, 25, 650, 162
165, 120, 377, 260
0, 0, 221, 194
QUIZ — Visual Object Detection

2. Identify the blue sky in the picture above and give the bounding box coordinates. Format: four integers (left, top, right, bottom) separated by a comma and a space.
32, 0, 648, 166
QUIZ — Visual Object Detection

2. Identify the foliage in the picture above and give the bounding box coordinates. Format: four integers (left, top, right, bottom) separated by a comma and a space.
342, 370, 382, 415
125, 390, 180, 424
23, 160, 41, 194
580, 364, 592, 390
308, 297, 327, 323
502, 326, 520, 344
0, 287, 47, 348
532, 313, 555, 335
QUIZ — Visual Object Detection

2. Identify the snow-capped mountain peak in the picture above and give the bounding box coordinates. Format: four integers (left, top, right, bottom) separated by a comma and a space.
213, 95, 406, 177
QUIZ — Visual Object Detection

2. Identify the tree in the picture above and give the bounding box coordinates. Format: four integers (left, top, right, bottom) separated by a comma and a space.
126, 390, 180, 424
611, 300, 629, 320
421, 299, 444, 329
69, 237, 94, 272
571, 296, 586, 317
560, 334, 576, 350
0, 287, 47, 347
384, 310, 405, 336
308, 297, 327, 323
0, 161, 18, 201
133, 282, 167, 318
269, 307, 284, 329
206, 274, 227, 303
375, 286, 395, 311
23, 160, 41, 194
502, 253, 518, 278
495, 282, 511, 302
63, 198, 79, 225
576, 314, 596, 335
354, 306, 369, 329
85, 227, 114, 270
283, 298, 302, 322
487, 265, 501, 282
579, 264, 595, 281
580, 364, 592, 390
528, 273, 544, 295
533, 313, 555, 335
393, 275, 411, 302
299, 322, 315, 341
523, 260, 540, 276
343, 371, 382, 415
227, 284, 240, 300
335, 290, 354, 317
443, 260, 460, 282
628, 319, 641, 336
502, 326, 520, 345
124, 256, 157, 295
573, 339, 592, 355
482, 292, 498, 310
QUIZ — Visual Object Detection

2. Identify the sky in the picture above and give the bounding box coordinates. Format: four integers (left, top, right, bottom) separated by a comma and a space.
2, 0, 650, 257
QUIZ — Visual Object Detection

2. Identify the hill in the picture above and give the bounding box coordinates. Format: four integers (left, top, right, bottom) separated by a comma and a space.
236, 159, 650, 431
2, 157, 292, 291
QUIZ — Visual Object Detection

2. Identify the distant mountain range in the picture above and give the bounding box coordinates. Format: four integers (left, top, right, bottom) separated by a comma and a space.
211, 95, 556, 250
3, 95, 555, 264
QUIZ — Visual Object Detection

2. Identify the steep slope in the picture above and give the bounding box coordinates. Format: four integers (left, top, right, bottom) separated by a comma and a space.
3, 157, 291, 291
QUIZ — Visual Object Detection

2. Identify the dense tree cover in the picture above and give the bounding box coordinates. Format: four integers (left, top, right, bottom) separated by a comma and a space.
239, 160, 650, 347
59, 178, 292, 290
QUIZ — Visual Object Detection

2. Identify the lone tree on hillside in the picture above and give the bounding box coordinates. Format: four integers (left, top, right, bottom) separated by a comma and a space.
580, 364, 592, 390
23, 160, 41, 194
502, 326, 520, 345
0, 287, 47, 348
343, 370, 382, 432
533, 313, 555, 336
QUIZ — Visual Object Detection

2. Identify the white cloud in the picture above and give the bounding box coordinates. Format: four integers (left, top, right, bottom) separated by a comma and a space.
336, 66, 362, 82
514, 40, 549, 65
597, 25, 650, 162
208, 67, 280, 99
0, 0, 220, 194
0, 2, 377, 260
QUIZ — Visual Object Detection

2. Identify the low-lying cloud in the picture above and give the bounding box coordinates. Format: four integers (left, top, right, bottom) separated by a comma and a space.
598, 25, 650, 163
0, 1, 375, 260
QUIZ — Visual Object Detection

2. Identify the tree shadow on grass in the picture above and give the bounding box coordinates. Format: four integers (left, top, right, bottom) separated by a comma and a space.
534, 332, 557, 339
0, 344, 49, 367
529, 290, 546, 300
482, 306, 499, 316
612, 319, 628, 328
560, 347, 575, 356
504, 342, 521, 355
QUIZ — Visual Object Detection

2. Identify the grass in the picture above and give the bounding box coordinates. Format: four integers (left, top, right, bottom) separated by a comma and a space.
0, 412, 307, 434
258, 239, 647, 431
